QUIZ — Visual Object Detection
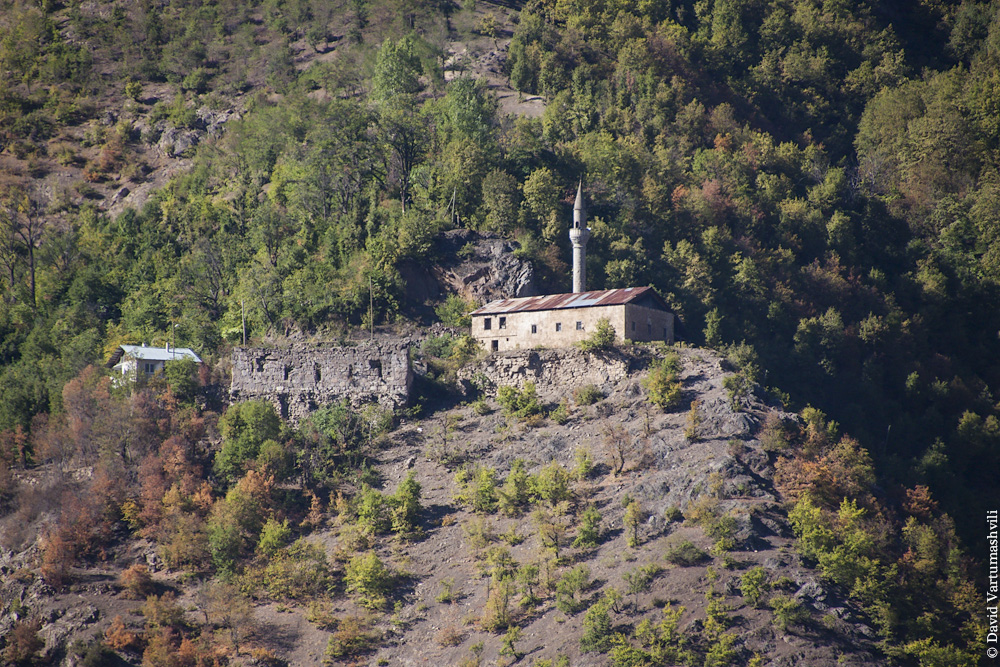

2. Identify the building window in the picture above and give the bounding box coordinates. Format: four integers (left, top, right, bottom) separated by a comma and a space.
631, 321, 636, 332
531, 324, 537, 334
499, 317, 506, 329
484, 318, 492, 330
556, 322, 562, 332
576, 321, 583, 330
144, 362, 156, 375
491, 340, 499, 351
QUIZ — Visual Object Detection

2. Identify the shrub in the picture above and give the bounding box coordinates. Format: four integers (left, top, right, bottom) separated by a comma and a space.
769, 594, 808, 632
3, 618, 43, 665
124, 80, 143, 101
573, 448, 594, 480
704, 633, 739, 666
555, 565, 590, 614
740, 566, 770, 608
684, 400, 702, 440
580, 592, 616, 653
624, 500, 646, 548
532, 462, 572, 506
391, 471, 422, 534
436, 625, 466, 646
257, 517, 292, 558
573, 506, 602, 549
436, 294, 476, 327
323, 615, 381, 662
498, 459, 531, 516
345, 552, 393, 610
119, 563, 156, 599
578, 318, 617, 352
643, 354, 682, 409
481, 577, 516, 631
455, 465, 499, 514
549, 399, 570, 424
664, 540, 710, 566
723, 372, 752, 411
496, 383, 543, 420
573, 384, 604, 406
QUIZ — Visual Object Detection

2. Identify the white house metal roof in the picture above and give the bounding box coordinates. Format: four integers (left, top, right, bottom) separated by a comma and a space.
469, 286, 670, 316
118, 344, 202, 363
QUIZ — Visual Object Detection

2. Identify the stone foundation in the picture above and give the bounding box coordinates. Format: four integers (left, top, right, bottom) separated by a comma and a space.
457, 347, 635, 400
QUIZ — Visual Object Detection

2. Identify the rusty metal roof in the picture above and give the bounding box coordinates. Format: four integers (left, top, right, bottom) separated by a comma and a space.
469, 287, 670, 316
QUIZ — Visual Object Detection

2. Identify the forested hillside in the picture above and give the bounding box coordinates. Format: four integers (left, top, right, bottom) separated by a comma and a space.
0, 0, 996, 665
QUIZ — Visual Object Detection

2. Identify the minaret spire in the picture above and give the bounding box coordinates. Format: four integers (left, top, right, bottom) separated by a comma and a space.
569, 179, 590, 293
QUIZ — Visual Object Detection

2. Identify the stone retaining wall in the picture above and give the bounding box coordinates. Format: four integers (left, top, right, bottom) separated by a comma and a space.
457, 347, 635, 400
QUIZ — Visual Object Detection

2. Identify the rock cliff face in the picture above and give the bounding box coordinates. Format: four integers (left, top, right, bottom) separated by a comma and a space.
230, 341, 412, 422
400, 229, 540, 306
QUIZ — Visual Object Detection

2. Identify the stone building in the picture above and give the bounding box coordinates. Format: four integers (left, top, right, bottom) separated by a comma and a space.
469, 182, 675, 352
469, 287, 674, 352
230, 341, 412, 422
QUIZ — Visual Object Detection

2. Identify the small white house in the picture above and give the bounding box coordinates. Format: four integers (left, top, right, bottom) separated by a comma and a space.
106, 343, 202, 382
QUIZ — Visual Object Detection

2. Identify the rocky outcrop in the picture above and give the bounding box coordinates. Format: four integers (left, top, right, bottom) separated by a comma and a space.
401, 229, 540, 306
230, 341, 412, 422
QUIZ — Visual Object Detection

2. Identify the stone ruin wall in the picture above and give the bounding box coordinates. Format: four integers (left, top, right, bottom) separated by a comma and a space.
230, 342, 412, 423
457, 347, 634, 400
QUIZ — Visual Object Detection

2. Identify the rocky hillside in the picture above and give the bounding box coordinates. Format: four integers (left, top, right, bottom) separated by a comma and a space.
0, 345, 885, 667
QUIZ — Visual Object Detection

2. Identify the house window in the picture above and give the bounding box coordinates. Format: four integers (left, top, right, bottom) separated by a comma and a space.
144, 363, 156, 375
556, 322, 562, 332
499, 317, 506, 329
631, 321, 636, 332
531, 324, 537, 334
576, 321, 583, 330
484, 318, 492, 330
491, 340, 499, 351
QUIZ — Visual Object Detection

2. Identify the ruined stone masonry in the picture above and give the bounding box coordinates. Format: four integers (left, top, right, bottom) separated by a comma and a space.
230, 341, 412, 422
457, 347, 632, 400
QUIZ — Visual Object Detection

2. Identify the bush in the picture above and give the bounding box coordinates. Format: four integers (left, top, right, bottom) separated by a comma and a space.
532, 462, 571, 506
664, 540, 710, 566
578, 318, 617, 352
549, 399, 570, 424
455, 465, 499, 513
496, 382, 543, 420
257, 517, 292, 558
573, 506, 602, 549
573, 384, 604, 406
323, 615, 381, 662
580, 593, 616, 653
643, 354, 682, 409
498, 459, 531, 516
769, 594, 808, 632
344, 552, 393, 609
436, 294, 476, 327
740, 566, 770, 608
555, 565, 590, 614
244, 539, 333, 600
119, 563, 156, 599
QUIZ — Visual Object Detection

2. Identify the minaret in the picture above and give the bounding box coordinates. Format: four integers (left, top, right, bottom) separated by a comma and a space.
569, 180, 590, 293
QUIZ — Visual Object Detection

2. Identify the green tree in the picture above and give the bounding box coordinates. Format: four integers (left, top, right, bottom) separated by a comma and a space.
215, 400, 282, 484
